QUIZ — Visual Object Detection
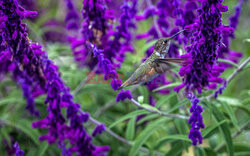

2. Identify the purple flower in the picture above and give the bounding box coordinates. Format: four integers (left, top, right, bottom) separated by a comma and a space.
102, 0, 137, 68
88, 42, 123, 91
92, 124, 106, 137
214, 81, 227, 98
176, 0, 231, 93
69, 0, 114, 68
13, 142, 24, 156
0, 1, 109, 155
18, 77, 40, 117
217, 0, 243, 61
59, 142, 72, 156
64, 0, 80, 31
229, 0, 243, 31
135, 7, 156, 21
19, 0, 36, 11
116, 89, 132, 102
187, 94, 204, 145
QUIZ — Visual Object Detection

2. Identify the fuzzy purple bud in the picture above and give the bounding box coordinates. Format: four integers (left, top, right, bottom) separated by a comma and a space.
116, 89, 132, 102
92, 124, 106, 137
13, 142, 24, 156
187, 95, 204, 145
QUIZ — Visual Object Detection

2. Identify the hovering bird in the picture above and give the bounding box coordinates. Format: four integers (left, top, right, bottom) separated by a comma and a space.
119, 30, 187, 90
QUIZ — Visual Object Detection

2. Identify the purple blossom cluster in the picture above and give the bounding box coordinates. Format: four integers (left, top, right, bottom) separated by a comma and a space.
187, 94, 204, 145
64, 0, 80, 31
13, 142, 24, 156
0, 0, 109, 155
69, 0, 113, 68
176, 0, 232, 93
218, 0, 243, 64
2, 140, 24, 156
87, 42, 122, 91
87, 42, 132, 102
69, 0, 137, 70
102, 0, 137, 68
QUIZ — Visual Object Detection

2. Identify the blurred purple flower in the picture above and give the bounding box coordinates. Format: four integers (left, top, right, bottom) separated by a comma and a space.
0, 1, 109, 155
59, 142, 72, 156
13, 142, 24, 156
87, 42, 123, 91
18, 77, 40, 117
92, 124, 106, 137
19, 0, 36, 11
229, 0, 243, 31
69, 0, 114, 68
71, 0, 136, 70
64, 0, 80, 31
217, 0, 243, 67
175, 0, 232, 93
187, 94, 204, 145
116, 89, 132, 102
102, 0, 137, 68
43, 20, 68, 43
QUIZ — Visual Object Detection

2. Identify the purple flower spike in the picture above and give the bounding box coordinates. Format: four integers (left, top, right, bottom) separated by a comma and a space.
65, 0, 80, 31
116, 89, 132, 102
13, 142, 24, 156
229, 0, 243, 38
18, 77, 40, 117
177, 0, 231, 93
92, 124, 106, 137
187, 94, 204, 145
1, 1, 109, 155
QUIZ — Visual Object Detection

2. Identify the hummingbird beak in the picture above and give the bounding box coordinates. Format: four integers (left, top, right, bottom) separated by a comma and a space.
164, 29, 186, 43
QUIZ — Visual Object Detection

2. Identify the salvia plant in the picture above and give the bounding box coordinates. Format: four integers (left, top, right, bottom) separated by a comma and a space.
0, 0, 249, 156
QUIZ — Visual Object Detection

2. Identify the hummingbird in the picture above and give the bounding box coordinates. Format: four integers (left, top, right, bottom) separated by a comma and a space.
118, 29, 187, 90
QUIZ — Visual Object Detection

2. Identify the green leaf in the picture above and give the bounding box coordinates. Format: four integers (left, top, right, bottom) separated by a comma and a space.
109, 110, 149, 129
153, 82, 182, 92
217, 96, 241, 106
221, 102, 240, 131
138, 86, 149, 103
174, 119, 189, 151
155, 135, 191, 149
137, 114, 160, 125
0, 97, 25, 106
129, 118, 169, 156
126, 117, 136, 141
11, 120, 40, 145
212, 105, 234, 156
141, 104, 161, 113
37, 142, 49, 156
0, 127, 11, 145
166, 99, 189, 114
202, 120, 227, 138
195, 147, 206, 156
139, 40, 157, 54
165, 142, 184, 156
155, 93, 176, 108
217, 59, 239, 68
234, 144, 250, 153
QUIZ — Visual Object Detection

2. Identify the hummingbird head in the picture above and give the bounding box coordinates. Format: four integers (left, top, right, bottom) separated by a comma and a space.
154, 38, 171, 58
154, 29, 186, 58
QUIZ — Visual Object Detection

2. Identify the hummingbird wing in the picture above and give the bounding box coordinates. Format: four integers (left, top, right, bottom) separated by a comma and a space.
152, 58, 187, 74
